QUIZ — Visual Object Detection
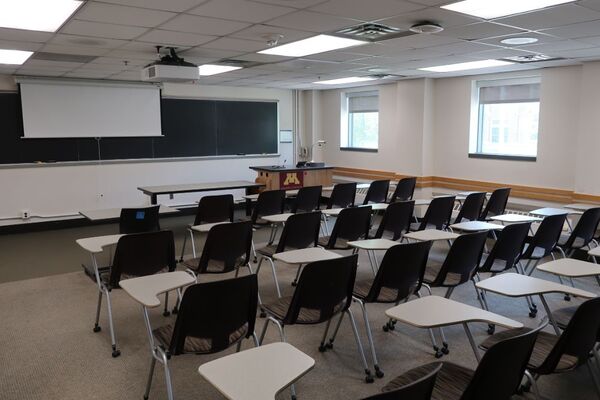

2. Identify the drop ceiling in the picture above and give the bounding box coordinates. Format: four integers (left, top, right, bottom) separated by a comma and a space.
2, 0, 600, 88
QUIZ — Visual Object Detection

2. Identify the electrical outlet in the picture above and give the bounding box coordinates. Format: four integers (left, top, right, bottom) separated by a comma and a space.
21, 210, 30, 219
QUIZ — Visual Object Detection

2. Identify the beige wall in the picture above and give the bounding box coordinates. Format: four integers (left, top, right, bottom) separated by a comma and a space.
308, 62, 599, 195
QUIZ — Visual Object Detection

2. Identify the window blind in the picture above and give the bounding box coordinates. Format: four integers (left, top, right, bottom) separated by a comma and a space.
348, 91, 378, 113
479, 83, 540, 104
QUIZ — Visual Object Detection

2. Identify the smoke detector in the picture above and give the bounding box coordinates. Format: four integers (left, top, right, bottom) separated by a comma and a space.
409, 22, 444, 34
262, 34, 284, 47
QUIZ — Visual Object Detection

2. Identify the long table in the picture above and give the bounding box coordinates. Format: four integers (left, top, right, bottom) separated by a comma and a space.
80, 204, 179, 221
138, 180, 264, 204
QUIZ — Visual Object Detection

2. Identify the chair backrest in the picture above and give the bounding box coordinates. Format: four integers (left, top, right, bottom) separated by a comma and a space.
292, 185, 322, 213
251, 190, 286, 224
363, 363, 441, 400
167, 274, 258, 356
109, 230, 176, 288
327, 182, 357, 209
479, 188, 511, 220
374, 201, 415, 240
282, 254, 358, 325
432, 231, 487, 287
454, 192, 486, 223
195, 221, 252, 274
193, 194, 234, 226
326, 206, 372, 248
460, 321, 546, 400
419, 196, 456, 231
521, 213, 567, 259
390, 177, 417, 203
119, 205, 160, 234
478, 222, 530, 274
276, 211, 321, 253
562, 207, 600, 250
363, 179, 390, 205
535, 297, 600, 375
365, 241, 432, 303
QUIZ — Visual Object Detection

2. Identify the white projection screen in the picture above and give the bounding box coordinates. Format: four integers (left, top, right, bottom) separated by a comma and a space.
19, 79, 162, 138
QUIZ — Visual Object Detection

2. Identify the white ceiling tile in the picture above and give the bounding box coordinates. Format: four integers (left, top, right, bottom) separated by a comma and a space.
40, 44, 112, 56
110, 70, 143, 80
231, 52, 290, 63
521, 39, 596, 53
160, 14, 251, 36
552, 46, 600, 58
64, 70, 114, 78
438, 22, 527, 41
16, 68, 66, 77
136, 29, 216, 47
251, 0, 327, 9
0, 40, 43, 52
381, 33, 460, 50
266, 10, 359, 33
182, 47, 245, 60
48, 34, 128, 49
75, 3, 176, 27
91, 0, 209, 13
92, 56, 148, 66
309, 0, 423, 22
188, 0, 296, 23
579, 35, 600, 46
61, 20, 149, 40
542, 19, 600, 39
76, 63, 128, 72
304, 51, 374, 62
23, 59, 84, 69
578, 0, 600, 12
466, 47, 540, 60
378, 7, 482, 29
105, 48, 158, 60
200, 37, 267, 52
0, 28, 54, 43
494, 4, 600, 31
230, 24, 314, 44
426, 40, 499, 55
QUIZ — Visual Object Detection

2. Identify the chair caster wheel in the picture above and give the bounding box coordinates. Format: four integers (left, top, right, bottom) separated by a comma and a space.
434, 350, 444, 359
326, 342, 333, 350
487, 325, 495, 335
112, 349, 121, 358
291, 281, 297, 287
260, 311, 266, 318
365, 374, 375, 384
383, 325, 389, 332
163, 311, 171, 317
564, 294, 571, 301
318, 344, 327, 352
529, 311, 537, 318
253, 258, 258, 263
441, 347, 449, 355
291, 396, 297, 400
93, 326, 101, 333
375, 368, 384, 378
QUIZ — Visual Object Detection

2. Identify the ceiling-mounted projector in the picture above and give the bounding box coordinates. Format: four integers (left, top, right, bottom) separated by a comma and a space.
141, 47, 199, 82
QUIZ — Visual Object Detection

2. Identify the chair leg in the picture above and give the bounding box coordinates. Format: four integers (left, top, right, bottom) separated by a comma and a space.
526, 372, 541, 400
179, 231, 188, 262
292, 264, 303, 286
428, 328, 444, 358
326, 312, 345, 349
190, 229, 197, 259
346, 309, 374, 383
251, 240, 257, 263
318, 318, 332, 352
588, 359, 600, 399
93, 290, 103, 333
161, 353, 174, 400
104, 288, 120, 358
266, 257, 282, 298
252, 332, 260, 347
236, 340, 243, 352
357, 299, 383, 378
143, 357, 157, 400
259, 318, 270, 345
163, 292, 170, 317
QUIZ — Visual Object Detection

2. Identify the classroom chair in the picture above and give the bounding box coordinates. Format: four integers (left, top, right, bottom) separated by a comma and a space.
388, 177, 417, 203
453, 192, 486, 224
410, 196, 455, 231
119, 205, 160, 234
363, 179, 390, 205
291, 185, 322, 213
361, 363, 441, 400
479, 188, 511, 221
371, 200, 414, 241
319, 206, 372, 250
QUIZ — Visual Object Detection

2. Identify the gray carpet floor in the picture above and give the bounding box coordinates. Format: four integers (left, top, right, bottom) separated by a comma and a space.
0, 214, 597, 399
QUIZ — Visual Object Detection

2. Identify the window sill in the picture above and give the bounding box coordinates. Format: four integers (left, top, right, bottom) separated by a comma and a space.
340, 147, 378, 153
468, 153, 536, 162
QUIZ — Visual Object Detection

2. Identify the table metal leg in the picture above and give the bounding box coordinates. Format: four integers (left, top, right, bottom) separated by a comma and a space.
539, 294, 561, 335
463, 323, 481, 362
151, 194, 157, 205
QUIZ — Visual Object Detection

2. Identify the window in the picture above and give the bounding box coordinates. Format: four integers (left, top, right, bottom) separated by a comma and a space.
341, 91, 378, 151
470, 78, 540, 160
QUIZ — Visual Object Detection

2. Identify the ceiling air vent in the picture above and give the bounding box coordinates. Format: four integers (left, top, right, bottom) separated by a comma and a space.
336, 23, 414, 42
31, 52, 98, 63
501, 54, 564, 63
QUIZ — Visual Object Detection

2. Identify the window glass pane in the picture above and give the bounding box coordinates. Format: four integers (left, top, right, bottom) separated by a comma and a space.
349, 111, 378, 149
478, 102, 539, 157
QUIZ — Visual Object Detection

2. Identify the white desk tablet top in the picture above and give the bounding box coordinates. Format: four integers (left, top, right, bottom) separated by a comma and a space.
490, 214, 542, 223
404, 229, 460, 242
262, 213, 294, 223
80, 204, 178, 221
322, 208, 344, 216
385, 296, 522, 329
273, 247, 341, 265
348, 238, 399, 250
119, 271, 196, 308
449, 221, 504, 232
564, 203, 597, 211
589, 247, 600, 258
537, 258, 600, 278
368, 203, 389, 211
476, 273, 596, 298
414, 199, 432, 206
76, 234, 124, 254
191, 221, 230, 233
198, 342, 315, 400
530, 207, 580, 217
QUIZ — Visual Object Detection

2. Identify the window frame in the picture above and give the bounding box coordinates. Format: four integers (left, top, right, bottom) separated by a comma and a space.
469, 76, 541, 162
340, 90, 379, 152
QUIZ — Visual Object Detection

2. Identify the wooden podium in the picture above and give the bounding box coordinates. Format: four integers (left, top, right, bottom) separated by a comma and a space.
250, 165, 334, 191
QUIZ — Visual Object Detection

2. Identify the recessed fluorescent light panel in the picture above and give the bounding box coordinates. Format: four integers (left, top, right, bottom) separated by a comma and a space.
0, 0, 83, 32
259, 34, 366, 57
0, 49, 33, 65
419, 59, 513, 72
314, 76, 377, 85
198, 64, 242, 76
441, 0, 575, 19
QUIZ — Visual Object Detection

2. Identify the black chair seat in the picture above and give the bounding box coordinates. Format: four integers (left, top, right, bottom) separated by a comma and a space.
353, 279, 399, 302
383, 362, 472, 400
423, 263, 462, 286
521, 243, 548, 259
480, 328, 579, 372
153, 322, 248, 354
318, 236, 350, 249
257, 244, 278, 257
409, 222, 437, 231
557, 233, 586, 249
183, 258, 242, 274
263, 296, 343, 324
551, 305, 578, 329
